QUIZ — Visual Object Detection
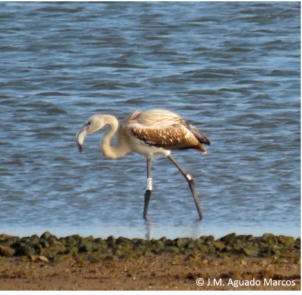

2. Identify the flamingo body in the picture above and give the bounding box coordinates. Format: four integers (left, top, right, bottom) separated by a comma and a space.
76, 109, 210, 219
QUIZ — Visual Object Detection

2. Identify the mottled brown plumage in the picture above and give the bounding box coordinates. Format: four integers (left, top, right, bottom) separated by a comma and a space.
126, 110, 210, 153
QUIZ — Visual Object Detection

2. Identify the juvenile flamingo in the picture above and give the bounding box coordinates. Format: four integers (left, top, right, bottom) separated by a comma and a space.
76, 109, 210, 219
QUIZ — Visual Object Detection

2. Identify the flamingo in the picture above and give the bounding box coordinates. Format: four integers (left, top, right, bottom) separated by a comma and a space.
76, 109, 210, 219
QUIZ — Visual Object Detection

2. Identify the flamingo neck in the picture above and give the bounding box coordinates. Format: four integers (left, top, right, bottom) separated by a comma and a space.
101, 115, 127, 159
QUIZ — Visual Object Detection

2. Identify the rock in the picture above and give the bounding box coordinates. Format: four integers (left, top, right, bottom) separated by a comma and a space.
88, 252, 102, 263
116, 237, 130, 245
262, 233, 277, 245
207, 245, 216, 254
79, 236, 97, 253
295, 238, 301, 249
0, 245, 15, 257
38, 255, 49, 262
246, 235, 254, 241
15, 245, 35, 257
214, 240, 226, 252
220, 233, 236, 244
93, 238, 104, 244
261, 246, 273, 256
242, 245, 259, 256
159, 236, 167, 243
186, 239, 196, 250
71, 234, 81, 242
277, 235, 295, 246
195, 238, 205, 249
164, 246, 180, 254
151, 240, 164, 253
0, 232, 297, 262
30, 235, 40, 244
131, 238, 145, 247
205, 235, 215, 244
39, 238, 49, 248
64, 245, 78, 255
50, 241, 66, 254
59, 237, 67, 246
40, 231, 52, 240
106, 236, 115, 247
174, 238, 189, 249
235, 235, 247, 244
165, 239, 175, 247
59, 235, 81, 247
47, 235, 58, 244
20, 237, 31, 244
197, 243, 209, 252
0, 233, 15, 239
31, 243, 43, 254
0, 236, 19, 247
79, 241, 94, 253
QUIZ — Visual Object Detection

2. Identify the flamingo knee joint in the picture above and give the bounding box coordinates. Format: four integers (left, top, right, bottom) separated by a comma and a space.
186, 174, 193, 181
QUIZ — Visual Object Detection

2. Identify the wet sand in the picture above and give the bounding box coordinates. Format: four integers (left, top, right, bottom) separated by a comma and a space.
0, 256, 300, 290
0, 232, 300, 290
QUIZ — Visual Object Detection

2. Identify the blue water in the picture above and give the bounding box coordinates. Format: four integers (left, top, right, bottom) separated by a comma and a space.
0, 2, 300, 239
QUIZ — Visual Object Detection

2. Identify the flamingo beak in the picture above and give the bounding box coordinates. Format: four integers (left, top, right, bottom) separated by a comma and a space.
76, 124, 89, 153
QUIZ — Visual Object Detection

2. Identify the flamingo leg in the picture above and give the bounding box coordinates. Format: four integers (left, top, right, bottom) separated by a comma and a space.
167, 155, 203, 220
143, 157, 152, 219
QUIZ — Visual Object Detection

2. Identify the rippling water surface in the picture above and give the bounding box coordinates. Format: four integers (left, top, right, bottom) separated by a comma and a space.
0, 2, 300, 239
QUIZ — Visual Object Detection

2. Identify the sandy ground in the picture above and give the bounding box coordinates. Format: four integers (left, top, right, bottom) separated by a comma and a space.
0, 255, 300, 290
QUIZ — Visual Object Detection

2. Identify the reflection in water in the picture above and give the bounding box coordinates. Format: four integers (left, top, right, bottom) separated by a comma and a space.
145, 220, 153, 240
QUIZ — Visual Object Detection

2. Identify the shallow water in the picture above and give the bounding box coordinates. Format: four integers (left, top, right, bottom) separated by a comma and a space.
0, 2, 300, 239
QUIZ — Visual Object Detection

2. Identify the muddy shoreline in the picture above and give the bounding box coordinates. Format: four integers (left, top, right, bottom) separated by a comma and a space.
0, 232, 300, 290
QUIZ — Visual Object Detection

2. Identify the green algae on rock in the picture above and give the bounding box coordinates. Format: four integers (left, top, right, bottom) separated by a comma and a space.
0, 232, 299, 264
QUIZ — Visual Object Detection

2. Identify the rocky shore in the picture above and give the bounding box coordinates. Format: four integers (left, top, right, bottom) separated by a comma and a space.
0, 232, 300, 290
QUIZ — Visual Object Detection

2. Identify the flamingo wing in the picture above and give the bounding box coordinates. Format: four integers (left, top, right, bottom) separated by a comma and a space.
126, 110, 210, 152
